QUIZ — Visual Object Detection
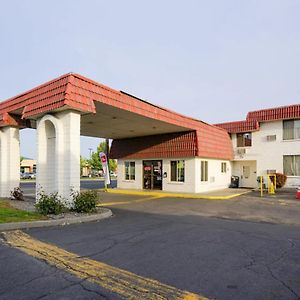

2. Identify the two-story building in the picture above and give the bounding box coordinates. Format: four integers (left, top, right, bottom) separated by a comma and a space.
216, 104, 300, 188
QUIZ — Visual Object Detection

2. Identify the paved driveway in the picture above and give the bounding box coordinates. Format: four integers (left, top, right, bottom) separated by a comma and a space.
99, 191, 300, 226
20, 179, 117, 199
1, 193, 300, 299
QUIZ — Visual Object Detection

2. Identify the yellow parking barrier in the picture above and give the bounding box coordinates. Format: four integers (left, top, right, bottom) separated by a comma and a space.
267, 174, 276, 195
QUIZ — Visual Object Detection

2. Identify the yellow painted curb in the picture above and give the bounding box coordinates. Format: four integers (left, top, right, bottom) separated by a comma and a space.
97, 195, 164, 207
3, 230, 209, 300
98, 188, 251, 200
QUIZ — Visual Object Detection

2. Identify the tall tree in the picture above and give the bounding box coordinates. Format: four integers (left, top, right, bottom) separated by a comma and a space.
88, 141, 117, 171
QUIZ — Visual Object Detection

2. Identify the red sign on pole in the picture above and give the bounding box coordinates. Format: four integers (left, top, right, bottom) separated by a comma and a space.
99, 152, 110, 186
100, 155, 107, 164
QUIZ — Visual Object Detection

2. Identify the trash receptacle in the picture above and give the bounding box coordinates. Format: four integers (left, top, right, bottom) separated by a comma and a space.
229, 175, 239, 188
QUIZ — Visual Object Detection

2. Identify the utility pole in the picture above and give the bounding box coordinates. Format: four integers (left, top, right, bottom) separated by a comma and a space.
88, 148, 93, 177
88, 148, 93, 159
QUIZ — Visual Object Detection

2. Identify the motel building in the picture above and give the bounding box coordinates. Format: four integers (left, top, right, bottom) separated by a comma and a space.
0, 73, 299, 205
216, 106, 300, 188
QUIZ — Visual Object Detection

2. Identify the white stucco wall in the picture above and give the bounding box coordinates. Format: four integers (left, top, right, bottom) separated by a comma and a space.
232, 160, 257, 188
117, 157, 231, 193
231, 120, 300, 187
117, 159, 143, 190
163, 158, 196, 193
0, 127, 20, 197
195, 158, 232, 192
37, 111, 81, 205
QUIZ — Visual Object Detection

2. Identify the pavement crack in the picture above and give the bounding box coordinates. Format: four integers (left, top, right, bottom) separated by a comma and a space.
0, 267, 59, 297
34, 280, 82, 300
80, 238, 118, 258
265, 264, 300, 299
60, 274, 109, 298
267, 239, 296, 267
79, 279, 109, 299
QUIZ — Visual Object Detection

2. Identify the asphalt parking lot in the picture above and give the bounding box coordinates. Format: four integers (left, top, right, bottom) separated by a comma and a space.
1, 192, 300, 299
99, 190, 300, 226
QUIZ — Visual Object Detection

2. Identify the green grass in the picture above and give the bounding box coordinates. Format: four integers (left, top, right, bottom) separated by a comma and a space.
0, 200, 46, 223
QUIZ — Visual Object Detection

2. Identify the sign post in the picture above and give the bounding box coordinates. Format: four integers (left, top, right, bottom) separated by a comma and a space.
99, 152, 110, 190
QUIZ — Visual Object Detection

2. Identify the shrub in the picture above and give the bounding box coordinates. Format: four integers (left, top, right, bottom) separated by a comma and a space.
72, 190, 98, 213
275, 173, 287, 188
10, 187, 24, 201
35, 191, 66, 215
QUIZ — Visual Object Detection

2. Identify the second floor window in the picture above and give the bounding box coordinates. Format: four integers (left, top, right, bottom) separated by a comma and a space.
283, 119, 300, 140
237, 133, 252, 147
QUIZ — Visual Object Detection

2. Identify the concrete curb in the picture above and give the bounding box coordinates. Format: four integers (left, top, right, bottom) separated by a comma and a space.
98, 189, 252, 200
0, 208, 113, 231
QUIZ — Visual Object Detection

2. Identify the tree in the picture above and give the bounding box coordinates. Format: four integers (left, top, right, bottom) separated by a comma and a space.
87, 141, 117, 172
80, 156, 89, 169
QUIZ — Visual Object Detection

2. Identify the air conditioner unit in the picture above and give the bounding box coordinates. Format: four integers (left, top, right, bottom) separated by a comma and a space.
266, 135, 276, 141
236, 148, 247, 155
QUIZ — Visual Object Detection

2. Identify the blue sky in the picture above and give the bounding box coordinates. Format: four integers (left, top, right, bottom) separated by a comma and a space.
1, 0, 299, 158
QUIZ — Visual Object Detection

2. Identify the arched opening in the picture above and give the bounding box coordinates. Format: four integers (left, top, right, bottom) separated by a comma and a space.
36, 111, 80, 204
0, 131, 3, 195
37, 115, 61, 196
44, 120, 56, 192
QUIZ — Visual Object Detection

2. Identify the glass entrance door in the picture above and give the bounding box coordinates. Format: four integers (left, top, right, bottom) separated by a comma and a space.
143, 160, 162, 190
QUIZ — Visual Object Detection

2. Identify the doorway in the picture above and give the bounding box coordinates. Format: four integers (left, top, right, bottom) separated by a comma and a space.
143, 160, 163, 190
232, 161, 257, 188
240, 161, 257, 187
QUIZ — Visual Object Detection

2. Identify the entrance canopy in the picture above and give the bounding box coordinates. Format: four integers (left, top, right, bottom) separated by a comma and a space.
0, 73, 233, 160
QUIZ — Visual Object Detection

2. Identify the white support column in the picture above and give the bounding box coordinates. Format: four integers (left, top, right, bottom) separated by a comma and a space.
36, 111, 80, 207
57, 111, 81, 204
0, 127, 20, 197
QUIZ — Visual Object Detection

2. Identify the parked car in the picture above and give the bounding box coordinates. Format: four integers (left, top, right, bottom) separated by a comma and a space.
21, 172, 36, 179
30, 172, 36, 179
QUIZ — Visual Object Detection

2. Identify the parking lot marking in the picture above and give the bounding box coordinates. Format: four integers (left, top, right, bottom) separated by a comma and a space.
98, 195, 164, 206
2, 230, 208, 300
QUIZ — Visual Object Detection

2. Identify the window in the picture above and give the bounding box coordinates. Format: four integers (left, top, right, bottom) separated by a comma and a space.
201, 161, 208, 182
125, 161, 135, 180
170, 160, 185, 182
283, 120, 300, 140
237, 133, 252, 147
221, 162, 227, 173
283, 155, 300, 176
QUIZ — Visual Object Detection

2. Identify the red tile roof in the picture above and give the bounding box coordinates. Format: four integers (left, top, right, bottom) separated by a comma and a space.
110, 131, 198, 159
0, 73, 233, 160
246, 104, 300, 122
215, 104, 300, 133
215, 120, 259, 133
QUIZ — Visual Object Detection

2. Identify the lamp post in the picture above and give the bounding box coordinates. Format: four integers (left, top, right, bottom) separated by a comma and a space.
88, 148, 93, 159
88, 148, 93, 177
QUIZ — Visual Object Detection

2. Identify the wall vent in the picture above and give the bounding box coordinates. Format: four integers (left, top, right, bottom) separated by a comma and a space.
236, 148, 246, 155
266, 135, 276, 141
